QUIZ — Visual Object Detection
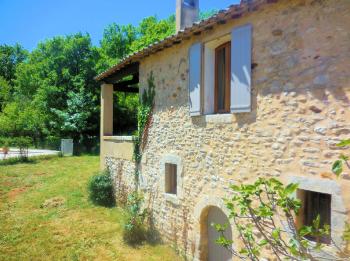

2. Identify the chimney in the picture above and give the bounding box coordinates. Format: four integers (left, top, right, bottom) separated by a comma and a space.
176, 0, 199, 33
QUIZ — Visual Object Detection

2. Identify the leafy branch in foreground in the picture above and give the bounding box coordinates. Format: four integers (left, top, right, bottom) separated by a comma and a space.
214, 178, 350, 261
332, 139, 350, 177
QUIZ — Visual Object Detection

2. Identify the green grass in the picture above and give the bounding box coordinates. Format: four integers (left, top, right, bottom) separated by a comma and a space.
0, 156, 181, 261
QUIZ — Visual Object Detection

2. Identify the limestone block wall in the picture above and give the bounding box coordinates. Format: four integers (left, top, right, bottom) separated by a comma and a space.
113, 0, 350, 259
105, 157, 136, 198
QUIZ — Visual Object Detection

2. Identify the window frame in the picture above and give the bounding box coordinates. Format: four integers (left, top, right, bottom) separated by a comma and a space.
160, 154, 183, 205
298, 189, 332, 244
165, 163, 177, 195
214, 41, 231, 114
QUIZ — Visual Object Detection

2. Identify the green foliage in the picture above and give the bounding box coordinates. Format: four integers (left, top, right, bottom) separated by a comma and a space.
0, 12, 178, 145
0, 76, 11, 111
123, 191, 148, 245
133, 72, 156, 163
337, 139, 350, 147
13, 136, 32, 159
124, 73, 156, 245
332, 139, 350, 177
130, 16, 175, 54
214, 178, 349, 260
0, 43, 28, 83
332, 160, 343, 177
88, 170, 115, 207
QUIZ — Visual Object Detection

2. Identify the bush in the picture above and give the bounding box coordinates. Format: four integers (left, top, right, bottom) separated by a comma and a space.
12, 136, 32, 159
122, 192, 148, 245
88, 170, 115, 207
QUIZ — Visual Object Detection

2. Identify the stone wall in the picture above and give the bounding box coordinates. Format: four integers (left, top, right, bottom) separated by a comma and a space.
105, 157, 136, 201
116, 0, 350, 259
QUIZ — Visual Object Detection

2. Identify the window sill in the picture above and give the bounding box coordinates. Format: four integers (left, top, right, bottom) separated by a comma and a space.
204, 113, 232, 123
164, 193, 179, 205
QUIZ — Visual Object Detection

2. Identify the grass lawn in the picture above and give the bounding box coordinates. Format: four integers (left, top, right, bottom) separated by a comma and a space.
0, 156, 182, 261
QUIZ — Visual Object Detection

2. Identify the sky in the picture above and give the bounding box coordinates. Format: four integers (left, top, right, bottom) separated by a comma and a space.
0, 0, 239, 51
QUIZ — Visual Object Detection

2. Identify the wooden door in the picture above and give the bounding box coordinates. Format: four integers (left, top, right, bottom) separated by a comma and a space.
207, 207, 232, 261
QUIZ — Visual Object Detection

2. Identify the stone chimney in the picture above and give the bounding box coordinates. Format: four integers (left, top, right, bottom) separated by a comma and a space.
176, 0, 199, 33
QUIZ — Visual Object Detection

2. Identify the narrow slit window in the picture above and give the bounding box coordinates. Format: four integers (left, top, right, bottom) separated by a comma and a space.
215, 42, 231, 113
165, 163, 177, 195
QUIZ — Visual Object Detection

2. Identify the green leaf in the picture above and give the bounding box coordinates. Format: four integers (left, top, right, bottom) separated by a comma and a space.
272, 228, 281, 241
299, 226, 312, 237
258, 239, 268, 247
337, 139, 350, 147
285, 183, 299, 195
340, 154, 349, 161
332, 160, 343, 177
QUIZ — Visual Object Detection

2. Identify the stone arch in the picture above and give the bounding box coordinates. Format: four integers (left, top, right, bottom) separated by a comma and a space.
193, 196, 233, 261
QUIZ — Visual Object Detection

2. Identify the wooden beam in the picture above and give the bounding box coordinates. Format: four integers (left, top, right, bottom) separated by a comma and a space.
103, 62, 139, 84
114, 86, 139, 93
113, 75, 139, 89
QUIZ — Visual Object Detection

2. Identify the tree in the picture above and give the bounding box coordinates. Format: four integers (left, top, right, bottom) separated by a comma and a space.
130, 15, 175, 53
13, 33, 101, 141
0, 76, 10, 111
98, 23, 136, 71
0, 43, 28, 83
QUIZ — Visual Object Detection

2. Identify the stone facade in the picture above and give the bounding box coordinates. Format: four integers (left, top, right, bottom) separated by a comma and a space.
104, 0, 350, 259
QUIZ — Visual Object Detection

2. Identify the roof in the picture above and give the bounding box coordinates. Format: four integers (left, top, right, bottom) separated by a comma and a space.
95, 0, 278, 81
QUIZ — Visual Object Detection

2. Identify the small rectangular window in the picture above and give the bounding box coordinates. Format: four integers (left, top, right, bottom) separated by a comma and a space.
165, 163, 177, 195
215, 42, 231, 113
299, 190, 331, 244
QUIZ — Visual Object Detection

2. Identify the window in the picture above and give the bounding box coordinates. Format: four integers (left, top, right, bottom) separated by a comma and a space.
215, 42, 231, 113
298, 190, 331, 244
165, 163, 177, 195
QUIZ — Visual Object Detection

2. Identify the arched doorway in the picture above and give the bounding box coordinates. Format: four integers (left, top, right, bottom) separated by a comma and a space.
206, 206, 232, 261
197, 205, 233, 261
194, 196, 233, 261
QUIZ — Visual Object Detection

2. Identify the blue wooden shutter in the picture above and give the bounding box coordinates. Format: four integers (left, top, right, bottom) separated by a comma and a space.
230, 24, 252, 113
188, 42, 202, 116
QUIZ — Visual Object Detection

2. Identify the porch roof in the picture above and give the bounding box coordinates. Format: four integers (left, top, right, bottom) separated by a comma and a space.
95, 0, 278, 82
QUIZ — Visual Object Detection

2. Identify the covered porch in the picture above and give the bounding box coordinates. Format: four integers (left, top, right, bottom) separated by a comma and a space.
98, 62, 140, 168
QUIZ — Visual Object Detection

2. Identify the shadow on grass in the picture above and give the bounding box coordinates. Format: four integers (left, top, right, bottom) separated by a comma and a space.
122, 212, 163, 248
0, 154, 60, 166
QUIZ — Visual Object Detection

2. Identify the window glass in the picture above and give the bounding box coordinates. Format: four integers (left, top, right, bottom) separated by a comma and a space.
217, 47, 226, 111
165, 163, 177, 195
301, 190, 331, 244
215, 42, 230, 113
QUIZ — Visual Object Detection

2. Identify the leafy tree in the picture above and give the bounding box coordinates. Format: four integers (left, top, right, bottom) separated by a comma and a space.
0, 9, 219, 147
131, 15, 175, 53
98, 23, 137, 71
0, 76, 10, 111
0, 43, 28, 83
13, 33, 100, 140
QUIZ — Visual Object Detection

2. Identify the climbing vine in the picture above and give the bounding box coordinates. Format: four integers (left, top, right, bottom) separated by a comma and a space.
133, 71, 155, 168
123, 72, 155, 245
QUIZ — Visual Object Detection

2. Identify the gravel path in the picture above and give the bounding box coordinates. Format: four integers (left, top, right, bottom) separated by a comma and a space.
0, 148, 60, 160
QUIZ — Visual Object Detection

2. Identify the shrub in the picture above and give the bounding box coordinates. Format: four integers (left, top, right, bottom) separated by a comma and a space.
123, 192, 148, 245
12, 136, 32, 159
88, 170, 115, 207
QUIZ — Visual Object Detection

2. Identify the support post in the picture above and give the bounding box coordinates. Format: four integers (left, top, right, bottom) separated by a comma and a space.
100, 83, 114, 169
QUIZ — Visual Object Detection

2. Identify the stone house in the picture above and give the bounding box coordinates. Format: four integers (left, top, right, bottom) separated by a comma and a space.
96, 0, 350, 260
